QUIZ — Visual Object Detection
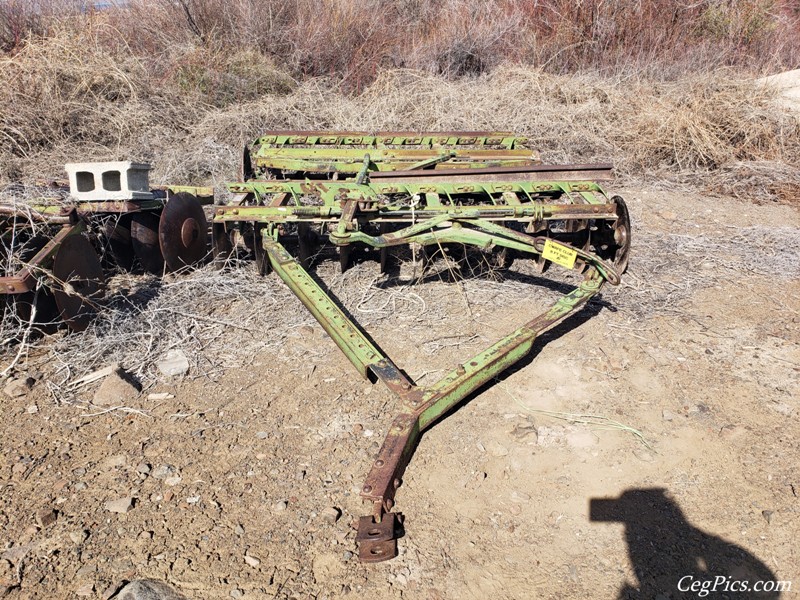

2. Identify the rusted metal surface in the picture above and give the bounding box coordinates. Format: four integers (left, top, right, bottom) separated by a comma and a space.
0, 217, 82, 295
2, 172, 208, 330
2, 135, 631, 561
227, 133, 631, 561
369, 162, 614, 182
158, 192, 208, 272
51, 232, 105, 332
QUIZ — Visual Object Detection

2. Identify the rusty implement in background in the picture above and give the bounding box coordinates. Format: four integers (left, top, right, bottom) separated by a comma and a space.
1, 163, 211, 332
214, 130, 632, 562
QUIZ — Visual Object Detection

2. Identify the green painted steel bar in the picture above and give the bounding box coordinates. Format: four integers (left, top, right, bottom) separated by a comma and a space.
213, 202, 617, 223
255, 156, 535, 174
358, 271, 605, 506
341, 223, 535, 253
406, 152, 456, 171
227, 179, 605, 199
254, 132, 525, 149
263, 237, 386, 379
418, 274, 602, 430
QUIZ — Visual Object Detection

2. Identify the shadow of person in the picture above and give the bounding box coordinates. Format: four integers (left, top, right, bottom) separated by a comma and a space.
590, 488, 782, 599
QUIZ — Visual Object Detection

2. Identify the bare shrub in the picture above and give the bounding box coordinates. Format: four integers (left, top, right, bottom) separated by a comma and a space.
0, 0, 70, 52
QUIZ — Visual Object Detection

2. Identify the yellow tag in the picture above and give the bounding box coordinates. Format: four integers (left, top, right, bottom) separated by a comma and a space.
542, 239, 578, 269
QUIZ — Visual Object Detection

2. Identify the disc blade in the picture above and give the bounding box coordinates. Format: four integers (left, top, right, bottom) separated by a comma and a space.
104, 214, 135, 271
159, 193, 208, 272
131, 211, 164, 274
7, 290, 59, 334
1, 233, 59, 333
212, 222, 233, 269
52, 234, 104, 332
611, 195, 631, 273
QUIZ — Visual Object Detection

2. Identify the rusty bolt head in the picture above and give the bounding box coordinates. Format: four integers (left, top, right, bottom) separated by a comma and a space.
363, 485, 372, 493
375, 459, 384, 467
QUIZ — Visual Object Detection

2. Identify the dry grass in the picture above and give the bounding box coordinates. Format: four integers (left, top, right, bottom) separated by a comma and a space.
3, 47, 797, 199
7, 214, 797, 400
1, 1, 799, 387
7, 0, 795, 80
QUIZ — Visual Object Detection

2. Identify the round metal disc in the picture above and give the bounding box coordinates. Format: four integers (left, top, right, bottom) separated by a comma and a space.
52, 234, 104, 332
610, 195, 631, 273
159, 193, 208, 272
4, 234, 60, 333
252, 224, 271, 276
212, 222, 233, 269
104, 214, 135, 271
490, 247, 514, 270
131, 211, 164, 274
8, 290, 59, 334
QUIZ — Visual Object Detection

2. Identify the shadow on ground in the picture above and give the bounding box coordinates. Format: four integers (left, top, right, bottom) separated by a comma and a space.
590, 488, 782, 599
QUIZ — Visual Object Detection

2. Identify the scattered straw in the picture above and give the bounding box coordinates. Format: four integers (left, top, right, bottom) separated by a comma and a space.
499, 384, 653, 450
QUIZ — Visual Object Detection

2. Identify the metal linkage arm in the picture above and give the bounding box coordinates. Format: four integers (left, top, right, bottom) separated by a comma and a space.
262, 233, 607, 563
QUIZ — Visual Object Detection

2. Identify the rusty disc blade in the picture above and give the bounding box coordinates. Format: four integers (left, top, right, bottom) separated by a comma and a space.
8, 290, 59, 334
1, 234, 59, 332
104, 214, 135, 271
252, 224, 271, 275
52, 234, 104, 332
611, 195, 631, 273
159, 193, 208, 272
131, 211, 164, 274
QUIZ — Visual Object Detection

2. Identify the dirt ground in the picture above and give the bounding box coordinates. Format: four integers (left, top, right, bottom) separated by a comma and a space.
1, 185, 798, 599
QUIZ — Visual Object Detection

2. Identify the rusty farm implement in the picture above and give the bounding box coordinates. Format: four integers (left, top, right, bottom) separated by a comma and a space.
1, 131, 630, 562
1, 161, 210, 331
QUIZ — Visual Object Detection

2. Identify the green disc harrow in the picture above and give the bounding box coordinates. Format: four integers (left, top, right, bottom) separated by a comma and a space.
216, 130, 631, 562
1, 130, 630, 563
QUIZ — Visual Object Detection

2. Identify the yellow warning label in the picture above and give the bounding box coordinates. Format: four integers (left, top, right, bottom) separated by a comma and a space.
542, 239, 578, 269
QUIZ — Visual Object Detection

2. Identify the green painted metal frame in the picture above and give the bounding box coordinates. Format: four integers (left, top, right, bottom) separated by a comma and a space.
262, 232, 609, 562
249, 131, 537, 176
254, 131, 527, 148
212, 157, 630, 561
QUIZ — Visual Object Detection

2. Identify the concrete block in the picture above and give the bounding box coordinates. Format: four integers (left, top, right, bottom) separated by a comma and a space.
65, 161, 153, 201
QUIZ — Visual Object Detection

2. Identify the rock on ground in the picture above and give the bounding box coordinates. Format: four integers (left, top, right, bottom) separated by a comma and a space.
94, 370, 139, 406
114, 579, 188, 600
3, 377, 34, 399
157, 350, 190, 377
